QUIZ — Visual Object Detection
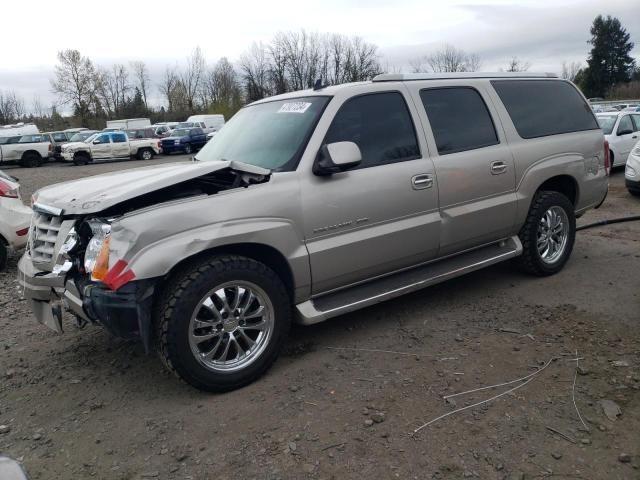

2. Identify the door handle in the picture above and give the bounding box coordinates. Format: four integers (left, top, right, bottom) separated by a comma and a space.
490, 161, 507, 175
633, 135, 638, 139
412, 174, 433, 190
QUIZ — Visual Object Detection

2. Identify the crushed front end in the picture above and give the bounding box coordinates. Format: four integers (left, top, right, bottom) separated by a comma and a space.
17, 203, 156, 349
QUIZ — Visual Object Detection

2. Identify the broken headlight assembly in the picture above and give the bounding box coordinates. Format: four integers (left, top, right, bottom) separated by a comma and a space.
83, 219, 111, 281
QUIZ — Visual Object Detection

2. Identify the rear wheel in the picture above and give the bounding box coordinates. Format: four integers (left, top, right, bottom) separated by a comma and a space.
156, 255, 291, 392
137, 148, 154, 160
20, 152, 42, 168
516, 191, 576, 276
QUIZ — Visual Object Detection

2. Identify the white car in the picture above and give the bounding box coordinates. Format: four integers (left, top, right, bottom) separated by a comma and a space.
596, 112, 640, 167
0, 171, 31, 270
625, 140, 640, 196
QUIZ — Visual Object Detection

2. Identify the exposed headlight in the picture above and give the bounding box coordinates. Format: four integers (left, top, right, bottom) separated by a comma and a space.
174, 139, 180, 144
84, 220, 111, 278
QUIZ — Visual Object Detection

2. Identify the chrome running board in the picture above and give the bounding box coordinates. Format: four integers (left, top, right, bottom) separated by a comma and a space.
296, 236, 522, 325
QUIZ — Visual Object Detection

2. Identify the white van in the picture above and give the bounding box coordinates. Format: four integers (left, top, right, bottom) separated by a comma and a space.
105, 118, 151, 130
186, 114, 225, 134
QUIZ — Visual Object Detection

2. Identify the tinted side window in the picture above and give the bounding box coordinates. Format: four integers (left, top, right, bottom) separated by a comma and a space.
112, 133, 126, 143
492, 80, 599, 139
420, 87, 499, 155
617, 115, 633, 134
324, 92, 419, 169
632, 114, 640, 131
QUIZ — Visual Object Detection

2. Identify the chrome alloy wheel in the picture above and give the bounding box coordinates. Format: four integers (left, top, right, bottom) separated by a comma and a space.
537, 206, 569, 264
188, 282, 274, 372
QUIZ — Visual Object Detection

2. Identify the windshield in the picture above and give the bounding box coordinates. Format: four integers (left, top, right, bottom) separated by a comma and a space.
172, 129, 190, 136
70, 132, 93, 142
597, 115, 617, 135
83, 133, 99, 143
195, 96, 330, 170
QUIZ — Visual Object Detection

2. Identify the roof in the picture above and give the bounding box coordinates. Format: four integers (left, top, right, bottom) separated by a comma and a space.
372, 72, 558, 82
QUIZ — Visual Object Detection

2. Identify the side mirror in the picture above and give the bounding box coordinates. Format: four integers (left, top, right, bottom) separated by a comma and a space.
618, 129, 633, 136
313, 141, 362, 176
93, 140, 101, 144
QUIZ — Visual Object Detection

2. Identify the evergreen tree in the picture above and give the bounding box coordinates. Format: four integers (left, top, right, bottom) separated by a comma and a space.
581, 15, 635, 98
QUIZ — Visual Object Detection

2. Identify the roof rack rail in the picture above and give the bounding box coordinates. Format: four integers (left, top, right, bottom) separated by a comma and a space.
372, 72, 558, 82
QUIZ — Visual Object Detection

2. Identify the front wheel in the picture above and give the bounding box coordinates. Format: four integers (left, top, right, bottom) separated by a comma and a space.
20, 152, 42, 168
156, 255, 291, 392
183, 143, 192, 154
516, 191, 576, 276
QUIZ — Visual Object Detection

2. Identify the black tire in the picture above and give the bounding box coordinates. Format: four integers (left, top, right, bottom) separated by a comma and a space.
156, 255, 291, 392
73, 152, 90, 166
184, 143, 192, 154
20, 152, 42, 168
516, 190, 576, 276
0, 240, 7, 271
137, 148, 154, 160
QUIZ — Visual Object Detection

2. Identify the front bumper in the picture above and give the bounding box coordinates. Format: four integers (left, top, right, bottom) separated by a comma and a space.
161, 144, 186, 154
18, 253, 157, 348
61, 151, 74, 162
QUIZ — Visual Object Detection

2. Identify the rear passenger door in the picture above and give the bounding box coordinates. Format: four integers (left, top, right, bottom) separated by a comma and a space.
300, 88, 441, 294
111, 133, 130, 157
409, 85, 517, 255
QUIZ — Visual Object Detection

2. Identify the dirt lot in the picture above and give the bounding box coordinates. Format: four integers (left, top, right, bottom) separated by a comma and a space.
0, 158, 638, 480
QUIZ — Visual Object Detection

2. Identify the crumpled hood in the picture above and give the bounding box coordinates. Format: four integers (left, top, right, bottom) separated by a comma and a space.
33, 160, 270, 215
60, 141, 88, 150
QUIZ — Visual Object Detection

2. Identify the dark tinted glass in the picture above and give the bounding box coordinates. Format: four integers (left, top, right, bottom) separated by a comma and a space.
492, 80, 599, 139
617, 115, 633, 134
420, 87, 498, 155
112, 133, 126, 143
324, 92, 419, 169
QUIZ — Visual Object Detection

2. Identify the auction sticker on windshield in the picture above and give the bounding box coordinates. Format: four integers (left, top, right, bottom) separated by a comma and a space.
278, 102, 312, 114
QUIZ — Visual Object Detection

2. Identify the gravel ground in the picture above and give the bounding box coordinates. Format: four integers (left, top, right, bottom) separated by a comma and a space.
0, 159, 638, 480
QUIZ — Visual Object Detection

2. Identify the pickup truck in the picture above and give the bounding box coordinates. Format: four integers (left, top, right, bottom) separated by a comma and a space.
0, 134, 53, 167
60, 131, 160, 165
160, 127, 208, 154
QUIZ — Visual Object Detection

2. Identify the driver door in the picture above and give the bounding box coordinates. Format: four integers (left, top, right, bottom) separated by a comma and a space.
92, 133, 113, 159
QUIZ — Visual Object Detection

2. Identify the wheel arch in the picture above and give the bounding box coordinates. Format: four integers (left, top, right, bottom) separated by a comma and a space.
536, 174, 579, 206
20, 149, 42, 160
158, 243, 296, 303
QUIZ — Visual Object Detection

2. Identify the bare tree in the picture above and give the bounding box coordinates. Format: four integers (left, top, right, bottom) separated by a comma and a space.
410, 44, 481, 73
240, 42, 272, 101
505, 56, 531, 72
130, 61, 151, 111
51, 49, 96, 124
561, 60, 582, 82
180, 47, 206, 111
0, 90, 25, 124
31, 96, 47, 118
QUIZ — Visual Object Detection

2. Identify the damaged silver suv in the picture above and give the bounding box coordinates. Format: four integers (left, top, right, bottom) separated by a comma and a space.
18, 73, 609, 391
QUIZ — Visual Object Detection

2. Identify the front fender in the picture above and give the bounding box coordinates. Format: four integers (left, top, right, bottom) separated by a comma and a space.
110, 218, 310, 301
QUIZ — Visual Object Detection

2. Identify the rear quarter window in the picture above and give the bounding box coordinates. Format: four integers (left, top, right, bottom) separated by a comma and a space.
491, 80, 599, 139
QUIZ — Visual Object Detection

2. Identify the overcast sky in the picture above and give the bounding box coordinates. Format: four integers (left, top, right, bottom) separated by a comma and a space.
1, 0, 638, 112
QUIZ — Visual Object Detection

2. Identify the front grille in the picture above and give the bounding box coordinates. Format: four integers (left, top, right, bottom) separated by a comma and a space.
29, 212, 63, 264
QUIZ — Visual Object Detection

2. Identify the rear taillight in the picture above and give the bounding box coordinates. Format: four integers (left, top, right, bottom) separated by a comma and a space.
603, 140, 611, 176
16, 227, 29, 236
49, 143, 53, 152
0, 179, 18, 198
